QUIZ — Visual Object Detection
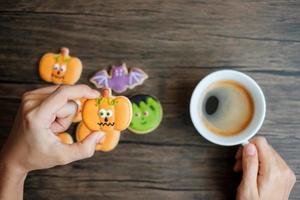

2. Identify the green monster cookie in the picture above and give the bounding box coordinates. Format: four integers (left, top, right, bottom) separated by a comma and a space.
129, 94, 163, 134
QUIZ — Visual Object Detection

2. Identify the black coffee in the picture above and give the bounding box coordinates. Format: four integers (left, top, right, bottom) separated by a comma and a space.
205, 96, 219, 115
200, 80, 254, 136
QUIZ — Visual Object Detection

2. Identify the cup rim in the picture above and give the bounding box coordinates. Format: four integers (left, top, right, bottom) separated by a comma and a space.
190, 70, 266, 146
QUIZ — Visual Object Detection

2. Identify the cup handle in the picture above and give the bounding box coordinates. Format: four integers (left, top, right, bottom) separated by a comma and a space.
241, 140, 249, 146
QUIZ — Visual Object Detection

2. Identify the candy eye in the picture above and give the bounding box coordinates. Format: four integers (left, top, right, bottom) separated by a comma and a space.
60, 65, 66, 72
99, 109, 106, 118
143, 111, 149, 116
135, 112, 140, 117
53, 63, 59, 70
106, 110, 113, 117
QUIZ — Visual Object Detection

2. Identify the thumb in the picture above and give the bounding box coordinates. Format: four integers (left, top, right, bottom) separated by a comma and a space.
63, 132, 105, 163
241, 143, 259, 190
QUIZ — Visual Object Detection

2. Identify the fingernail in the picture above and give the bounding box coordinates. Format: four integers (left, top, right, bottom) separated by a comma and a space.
245, 143, 256, 156
95, 132, 105, 143
91, 89, 100, 96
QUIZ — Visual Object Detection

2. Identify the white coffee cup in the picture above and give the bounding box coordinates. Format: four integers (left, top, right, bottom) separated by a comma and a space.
190, 70, 266, 146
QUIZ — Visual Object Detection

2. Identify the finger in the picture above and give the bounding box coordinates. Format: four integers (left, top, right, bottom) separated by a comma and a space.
267, 145, 296, 200
250, 136, 273, 173
233, 160, 242, 172
51, 114, 75, 133
23, 93, 49, 102
48, 101, 78, 133
22, 99, 40, 113
235, 146, 243, 160
61, 132, 105, 164
285, 172, 297, 200
56, 101, 77, 119
268, 144, 287, 165
37, 85, 99, 121
22, 93, 50, 112
21, 86, 59, 110
28, 85, 60, 94
241, 143, 259, 190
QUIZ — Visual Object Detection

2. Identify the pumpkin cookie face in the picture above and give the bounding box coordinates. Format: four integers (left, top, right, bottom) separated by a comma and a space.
77, 88, 132, 151
82, 89, 132, 132
39, 47, 82, 85
129, 94, 163, 134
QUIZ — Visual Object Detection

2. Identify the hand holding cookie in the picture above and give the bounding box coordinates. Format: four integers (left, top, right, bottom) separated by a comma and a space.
0, 85, 104, 173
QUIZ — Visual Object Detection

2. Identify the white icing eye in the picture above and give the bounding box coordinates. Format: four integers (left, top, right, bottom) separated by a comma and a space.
53, 63, 59, 70
106, 110, 113, 117
99, 109, 106, 118
135, 112, 140, 117
60, 65, 66, 72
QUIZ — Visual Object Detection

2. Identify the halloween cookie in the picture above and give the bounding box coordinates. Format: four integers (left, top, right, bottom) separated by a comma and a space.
76, 88, 132, 152
39, 47, 82, 85
90, 63, 148, 93
57, 132, 73, 144
129, 94, 163, 134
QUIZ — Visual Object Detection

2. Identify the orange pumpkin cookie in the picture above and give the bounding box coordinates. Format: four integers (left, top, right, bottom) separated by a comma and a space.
76, 88, 132, 151
39, 47, 82, 85
57, 132, 74, 144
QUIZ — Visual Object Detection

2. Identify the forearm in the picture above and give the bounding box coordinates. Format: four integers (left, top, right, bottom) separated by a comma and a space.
0, 161, 27, 200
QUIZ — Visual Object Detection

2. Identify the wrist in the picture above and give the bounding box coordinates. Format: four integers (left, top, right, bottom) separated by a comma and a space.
0, 137, 31, 176
0, 155, 27, 200
0, 157, 28, 181
0, 147, 29, 180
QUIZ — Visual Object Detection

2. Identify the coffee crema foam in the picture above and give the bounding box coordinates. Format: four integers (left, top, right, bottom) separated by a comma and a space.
199, 80, 254, 137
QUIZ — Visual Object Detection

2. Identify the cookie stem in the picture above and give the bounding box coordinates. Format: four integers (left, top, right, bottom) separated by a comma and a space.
101, 88, 111, 97
60, 47, 69, 57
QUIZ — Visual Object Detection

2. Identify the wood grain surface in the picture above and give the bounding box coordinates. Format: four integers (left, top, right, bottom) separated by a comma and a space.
0, 0, 299, 199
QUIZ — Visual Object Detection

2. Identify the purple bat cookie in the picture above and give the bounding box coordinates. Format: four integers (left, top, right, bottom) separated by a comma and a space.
90, 63, 148, 93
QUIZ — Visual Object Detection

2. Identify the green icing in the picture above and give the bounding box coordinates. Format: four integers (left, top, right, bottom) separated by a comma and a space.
54, 54, 71, 63
95, 97, 118, 107
129, 97, 162, 134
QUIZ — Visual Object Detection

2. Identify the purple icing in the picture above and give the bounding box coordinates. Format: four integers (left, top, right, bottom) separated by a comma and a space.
90, 63, 148, 93
108, 65, 129, 92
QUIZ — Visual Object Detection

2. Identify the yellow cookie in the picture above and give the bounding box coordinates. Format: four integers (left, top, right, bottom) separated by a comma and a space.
57, 132, 73, 144
39, 47, 82, 85
77, 88, 132, 151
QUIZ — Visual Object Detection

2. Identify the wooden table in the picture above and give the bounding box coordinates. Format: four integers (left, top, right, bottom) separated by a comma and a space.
0, 1, 299, 199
